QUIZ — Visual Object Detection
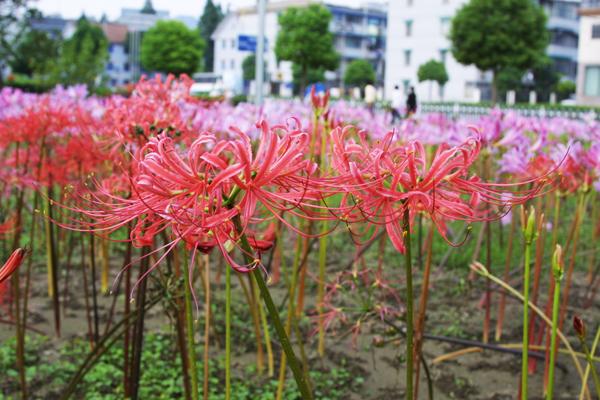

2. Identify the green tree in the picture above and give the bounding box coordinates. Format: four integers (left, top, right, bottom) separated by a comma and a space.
343, 59, 376, 88
0, 2, 34, 84
141, 20, 204, 75
275, 5, 339, 95
449, 0, 548, 103
198, 0, 223, 72
242, 54, 267, 82
292, 64, 324, 95
10, 29, 61, 76
417, 59, 449, 100
55, 16, 108, 88
556, 80, 575, 101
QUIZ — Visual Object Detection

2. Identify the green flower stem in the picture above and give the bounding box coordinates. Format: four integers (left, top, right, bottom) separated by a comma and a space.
183, 253, 200, 400
546, 251, 562, 400
232, 215, 313, 400
579, 337, 600, 399
579, 328, 600, 400
522, 209, 536, 400
225, 254, 232, 400
402, 209, 414, 400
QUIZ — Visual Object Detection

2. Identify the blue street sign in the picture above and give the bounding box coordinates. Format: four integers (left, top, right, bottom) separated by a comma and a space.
238, 35, 268, 52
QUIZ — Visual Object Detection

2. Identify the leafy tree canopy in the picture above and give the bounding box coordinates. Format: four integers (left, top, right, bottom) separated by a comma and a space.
9, 29, 61, 76
198, 0, 223, 72
450, 0, 548, 101
55, 16, 108, 88
343, 59, 376, 87
242, 54, 267, 82
417, 59, 448, 86
141, 20, 205, 75
275, 5, 339, 93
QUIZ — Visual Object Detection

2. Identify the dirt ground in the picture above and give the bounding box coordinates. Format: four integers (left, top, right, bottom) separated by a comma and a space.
1, 252, 598, 399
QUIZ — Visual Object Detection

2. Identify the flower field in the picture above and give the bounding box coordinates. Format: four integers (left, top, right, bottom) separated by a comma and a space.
0, 76, 599, 399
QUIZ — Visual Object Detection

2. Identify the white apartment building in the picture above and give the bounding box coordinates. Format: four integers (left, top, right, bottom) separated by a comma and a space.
385, 0, 488, 103
212, 0, 387, 96
576, 2, 600, 105
212, 0, 302, 96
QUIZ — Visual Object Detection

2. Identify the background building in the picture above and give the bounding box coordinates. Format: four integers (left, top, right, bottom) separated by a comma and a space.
576, 1, 600, 104
541, 0, 581, 81
101, 23, 130, 87
385, 0, 488, 103
385, 0, 582, 103
211, 0, 387, 95
116, 0, 169, 82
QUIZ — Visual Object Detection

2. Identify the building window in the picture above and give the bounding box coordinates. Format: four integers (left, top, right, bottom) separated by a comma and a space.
441, 17, 451, 35
107, 62, 113, 70
407, 0, 413, 5
124, 63, 130, 71
440, 49, 448, 64
405, 20, 413, 37
593, 24, 600, 39
345, 36, 362, 49
221, 60, 226, 70
584, 66, 600, 97
109, 43, 115, 53
230, 59, 235, 69
403, 79, 410, 93
404, 49, 411, 66
222, 40, 226, 49
231, 38, 236, 48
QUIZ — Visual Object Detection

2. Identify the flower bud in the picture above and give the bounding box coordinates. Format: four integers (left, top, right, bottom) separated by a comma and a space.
551, 245, 563, 281
524, 206, 536, 243
573, 315, 586, 339
0, 248, 26, 284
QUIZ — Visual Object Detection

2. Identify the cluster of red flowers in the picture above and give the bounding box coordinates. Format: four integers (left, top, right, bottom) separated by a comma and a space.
1, 76, 555, 284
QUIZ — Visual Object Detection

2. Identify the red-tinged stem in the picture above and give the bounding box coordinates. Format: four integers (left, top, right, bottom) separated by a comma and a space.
413, 222, 434, 400
129, 247, 150, 400
558, 192, 586, 330
495, 209, 517, 341
89, 233, 99, 343
483, 219, 492, 344
587, 194, 598, 285
527, 213, 545, 374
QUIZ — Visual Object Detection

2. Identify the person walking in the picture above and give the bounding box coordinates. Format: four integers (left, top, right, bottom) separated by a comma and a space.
406, 86, 417, 117
391, 85, 403, 124
364, 83, 376, 116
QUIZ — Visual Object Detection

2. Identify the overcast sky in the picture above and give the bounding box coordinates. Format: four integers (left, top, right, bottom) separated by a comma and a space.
35, 0, 366, 20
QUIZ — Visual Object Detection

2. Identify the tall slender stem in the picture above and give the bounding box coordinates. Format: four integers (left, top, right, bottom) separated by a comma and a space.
317, 220, 328, 357
521, 209, 535, 400
233, 215, 313, 400
547, 264, 562, 399
225, 254, 232, 400
402, 209, 414, 400
183, 250, 200, 400
202, 254, 211, 399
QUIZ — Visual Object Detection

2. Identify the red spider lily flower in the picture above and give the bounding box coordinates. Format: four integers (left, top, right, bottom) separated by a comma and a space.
310, 86, 330, 115
329, 126, 553, 253
227, 120, 325, 232
0, 248, 26, 284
